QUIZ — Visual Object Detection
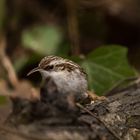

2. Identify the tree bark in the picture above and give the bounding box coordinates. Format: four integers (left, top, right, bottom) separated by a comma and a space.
0, 78, 140, 140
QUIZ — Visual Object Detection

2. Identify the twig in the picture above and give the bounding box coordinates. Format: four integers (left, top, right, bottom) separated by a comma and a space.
0, 36, 39, 101
76, 103, 121, 140
0, 36, 19, 88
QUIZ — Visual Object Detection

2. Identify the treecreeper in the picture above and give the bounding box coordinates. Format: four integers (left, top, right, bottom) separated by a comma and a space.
28, 55, 89, 102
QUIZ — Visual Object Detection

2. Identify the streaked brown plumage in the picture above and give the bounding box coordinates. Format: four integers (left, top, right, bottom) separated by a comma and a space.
28, 55, 88, 101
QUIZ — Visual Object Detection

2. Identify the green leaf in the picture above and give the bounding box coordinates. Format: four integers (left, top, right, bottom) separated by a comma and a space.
22, 25, 64, 55
80, 45, 136, 95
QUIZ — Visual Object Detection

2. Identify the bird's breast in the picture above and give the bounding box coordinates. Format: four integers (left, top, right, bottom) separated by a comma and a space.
51, 71, 87, 94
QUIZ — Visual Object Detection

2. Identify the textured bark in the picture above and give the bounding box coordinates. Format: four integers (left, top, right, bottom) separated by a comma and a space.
0, 78, 140, 140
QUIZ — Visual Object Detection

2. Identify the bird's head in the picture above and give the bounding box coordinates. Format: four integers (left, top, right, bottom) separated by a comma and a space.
27, 56, 85, 79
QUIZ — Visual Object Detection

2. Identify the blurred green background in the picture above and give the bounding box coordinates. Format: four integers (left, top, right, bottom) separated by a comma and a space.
0, 0, 140, 97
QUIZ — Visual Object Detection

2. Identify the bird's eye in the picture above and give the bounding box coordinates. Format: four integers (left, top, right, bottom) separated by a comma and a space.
44, 65, 54, 70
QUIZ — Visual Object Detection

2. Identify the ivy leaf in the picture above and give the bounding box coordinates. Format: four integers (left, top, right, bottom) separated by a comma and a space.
22, 25, 64, 55
80, 45, 136, 95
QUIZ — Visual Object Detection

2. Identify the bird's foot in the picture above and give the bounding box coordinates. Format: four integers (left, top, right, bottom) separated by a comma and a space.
87, 91, 107, 104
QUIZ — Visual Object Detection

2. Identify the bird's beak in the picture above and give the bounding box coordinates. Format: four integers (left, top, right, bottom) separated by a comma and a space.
27, 67, 42, 76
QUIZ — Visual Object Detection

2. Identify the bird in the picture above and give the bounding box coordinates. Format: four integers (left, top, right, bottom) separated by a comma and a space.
27, 55, 88, 102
